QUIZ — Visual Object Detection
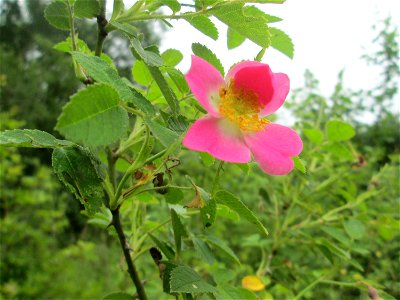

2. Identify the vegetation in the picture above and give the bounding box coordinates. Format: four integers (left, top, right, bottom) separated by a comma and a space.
0, 0, 398, 299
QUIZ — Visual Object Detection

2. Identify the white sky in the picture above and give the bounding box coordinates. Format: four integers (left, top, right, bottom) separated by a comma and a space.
116, 0, 400, 95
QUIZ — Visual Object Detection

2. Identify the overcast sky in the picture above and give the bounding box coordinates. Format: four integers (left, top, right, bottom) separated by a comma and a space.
162, 0, 400, 95
115, 0, 399, 96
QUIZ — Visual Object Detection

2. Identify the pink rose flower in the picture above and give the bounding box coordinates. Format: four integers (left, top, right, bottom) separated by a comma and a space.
183, 55, 303, 175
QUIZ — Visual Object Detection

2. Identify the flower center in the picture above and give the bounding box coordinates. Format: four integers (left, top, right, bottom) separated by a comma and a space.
219, 79, 270, 132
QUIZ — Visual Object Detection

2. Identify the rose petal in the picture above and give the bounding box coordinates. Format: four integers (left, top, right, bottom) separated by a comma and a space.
227, 61, 290, 117
244, 123, 303, 175
185, 55, 224, 117
232, 64, 274, 109
183, 116, 251, 163
227, 61, 266, 79
259, 72, 290, 117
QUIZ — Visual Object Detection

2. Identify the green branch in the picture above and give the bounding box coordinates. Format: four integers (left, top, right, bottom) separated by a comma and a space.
67, 2, 77, 51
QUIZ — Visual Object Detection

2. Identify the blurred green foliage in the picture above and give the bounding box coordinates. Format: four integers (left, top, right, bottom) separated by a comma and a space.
0, 1, 399, 299
0, 0, 160, 134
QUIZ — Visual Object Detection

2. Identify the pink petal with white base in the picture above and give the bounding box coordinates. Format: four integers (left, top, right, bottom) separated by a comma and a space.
183, 116, 250, 163
185, 56, 224, 117
244, 123, 303, 175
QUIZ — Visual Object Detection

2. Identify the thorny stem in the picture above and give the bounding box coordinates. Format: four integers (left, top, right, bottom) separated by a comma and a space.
117, 7, 214, 23
118, 0, 282, 23
129, 185, 193, 198
95, 0, 108, 57
114, 128, 150, 207
106, 147, 117, 188
97, 2, 144, 294
112, 208, 148, 300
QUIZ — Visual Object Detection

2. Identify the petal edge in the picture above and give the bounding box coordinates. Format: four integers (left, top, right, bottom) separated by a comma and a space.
183, 116, 251, 163
185, 55, 224, 117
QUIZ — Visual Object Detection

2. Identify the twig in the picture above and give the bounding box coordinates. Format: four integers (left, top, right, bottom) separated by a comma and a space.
95, 0, 108, 57
112, 208, 148, 300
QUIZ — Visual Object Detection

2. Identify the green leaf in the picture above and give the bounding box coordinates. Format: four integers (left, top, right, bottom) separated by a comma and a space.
292, 157, 306, 174
215, 190, 269, 236
227, 27, 246, 49
110, 0, 124, 21
56, 83, 128, 147
146, 0, 181, 13
217, 285, 240, 299
54, 36, 91, 53
317, 239, 350, 260
87, 208, 112, 229
161, 49, 183, 67
166, 115, 189, 134
264, 14, 283, 23
184, 184, 216, 228
206, 236, 240, 265
317, 244, 334, 264
165, 68, 190, 94
0, 129, 73, 148
170, 266, 217, 293
325, 143, 353, 160
236, 163, 251, 175
103, 292, 132, 300
199, 152, 215, 167
163, 0, 181, 12
135, 192, 158, 204
216, 204, 240, 221
212, 269, 235, 285
326, 120, 356, 142
74, 0, 99, 18
44, 0, 70, 30
199, 188, 217, 228
147, 66, 180, 114
108, 21, 137, 37
242, 5, 267, 19
52, 146, 104, 216
132, 60, 152, 86
235, 287, 260, 300
269, 27, 294, 59
242, 6, 282, 24
71, 52, 154, 114
144, 118, 179, 148
321, 226, 351, 246
130, 39, 163, 67
213, 2, 270, 48
127, 87, 156, 115
131, 40, 181, 113
163, 262, 178, 294
164, 187, 184, 204
192, 43, 224, 76
185, 16, 218, 40
170, 209, 188, 254
343, 219, 366, 240
192, 237, 215, 264
303, 128, 323, 145
70, 52, 128, 98
149, 234, 175, 260
115, 1, 143, 22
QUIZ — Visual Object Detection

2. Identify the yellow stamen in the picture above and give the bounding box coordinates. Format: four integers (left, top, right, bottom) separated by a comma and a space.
219, 79, 269, 132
